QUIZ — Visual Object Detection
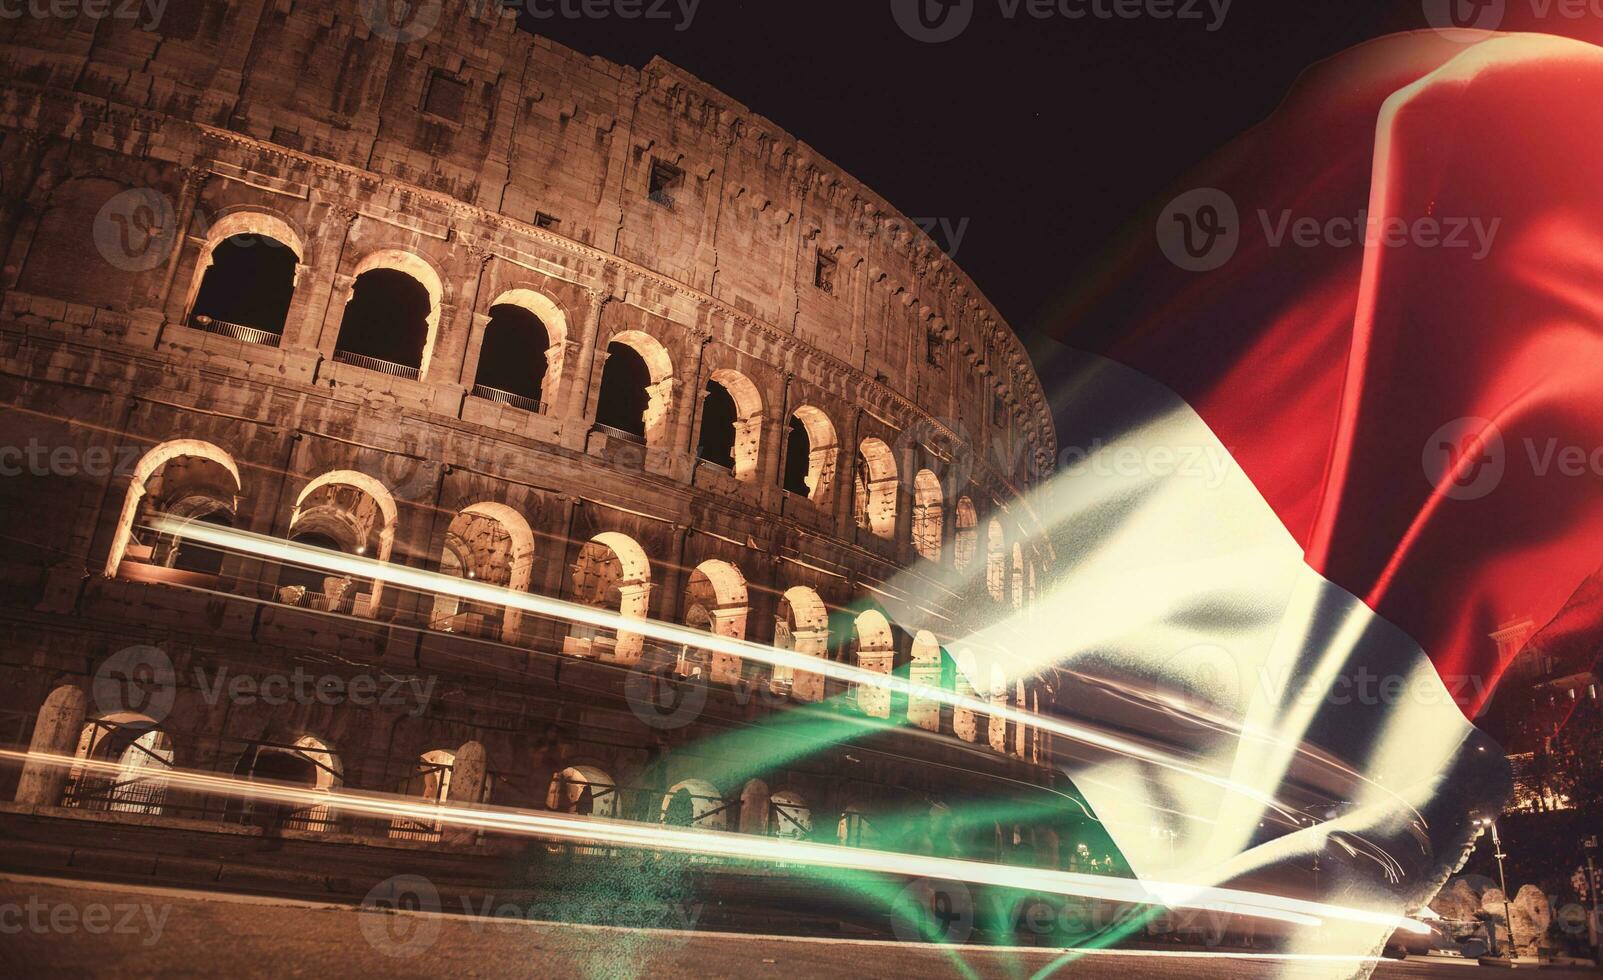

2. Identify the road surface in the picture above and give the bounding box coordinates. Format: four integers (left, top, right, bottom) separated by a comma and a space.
0, 875, 1590, 979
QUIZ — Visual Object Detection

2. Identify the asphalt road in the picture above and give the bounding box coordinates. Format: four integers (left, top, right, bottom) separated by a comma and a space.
0, 875, 1593, 979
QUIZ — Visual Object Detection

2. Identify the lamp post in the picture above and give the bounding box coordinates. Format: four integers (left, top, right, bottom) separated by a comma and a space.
1478, 816, 1518, 959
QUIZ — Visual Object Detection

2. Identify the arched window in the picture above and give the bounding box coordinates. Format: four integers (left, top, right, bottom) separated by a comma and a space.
548, 765, 618, 819
697, 380, 739, 468
912, 469, 944, 562
334, 252, 441, 378
660, 778, 727, 830
953, 497, 978, 571
65, 714, 173, 816
953, 648, 981, 744
908, 631, 945, 733
188, 233, 299, 344
106, 440, 241, 584
243, 735, 342, 833
595, 331, 675, 447
775, 586, 830, 701
986, 519, 1007, 602
855, 438, 898, 539
429, 502, 536, 643
566, 531, 652, 663
851, 609, 896, 719
838, 802, 877, 847
1012, 542, 1026, 610
389, 749, 456, 841
282, 471, 399, 617
784, 406, 838, 502
473, 304, 550, 411
680, 560, 748, 684
769, 790, 813, 840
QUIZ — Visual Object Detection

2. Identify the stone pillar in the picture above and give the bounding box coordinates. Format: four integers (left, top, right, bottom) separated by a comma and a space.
15, 686, 87, 806
441, 740, 487, 846
561, 291, 610, 449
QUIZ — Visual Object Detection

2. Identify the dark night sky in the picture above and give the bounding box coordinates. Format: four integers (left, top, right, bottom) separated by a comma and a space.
515, 0, 1425, 344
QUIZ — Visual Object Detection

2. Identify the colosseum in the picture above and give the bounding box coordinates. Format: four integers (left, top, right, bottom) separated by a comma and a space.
0, 0, 1089, 935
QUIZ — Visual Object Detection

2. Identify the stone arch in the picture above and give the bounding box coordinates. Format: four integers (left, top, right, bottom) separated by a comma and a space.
784, 406, 838, 502
700, 368, 764, 482
837, 801, 877, 847
855, 438, 898, 539
912, 469, 944, 562
67, 712, 174, 816
184, 211, 304, 341
851, 608, 896, 719
247, 734, 343, 833
335, 248, 445, 378
286, 471, 399, 616
953, 497, 978, 571
985, 664, 1012, 753
485, 288, 569, 409
547, 765, 618, 819
596, 330, 675, 448
986, 518, 1007, 602
768, 790, 813, 840
775, 586, 830, 701
429, 502, 536, 643
105, 439, 242, 579
389, 749, 456, 840
953, 647, 981, 743
660, 778, 728, 830
566, 531, 652, 663
1012, 541, 1026, 610
907, 630, 945, 733
680, 559, 749, 683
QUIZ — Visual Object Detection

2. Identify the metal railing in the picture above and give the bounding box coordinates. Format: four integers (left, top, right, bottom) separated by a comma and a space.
188, 314, 284, 348
593, 423, 646, 445
332, 349, 421, 380
471, 384, 541, 413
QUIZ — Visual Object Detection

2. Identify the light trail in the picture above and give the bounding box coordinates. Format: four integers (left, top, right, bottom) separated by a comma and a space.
0, 748, 1429, 937
147, 517, 1333, 825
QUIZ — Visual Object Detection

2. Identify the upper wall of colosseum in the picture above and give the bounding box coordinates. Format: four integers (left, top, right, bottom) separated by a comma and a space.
0, 0, 1055, 476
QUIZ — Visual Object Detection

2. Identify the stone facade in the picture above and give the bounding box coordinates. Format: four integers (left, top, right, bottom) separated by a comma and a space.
0, 3, 1076, 863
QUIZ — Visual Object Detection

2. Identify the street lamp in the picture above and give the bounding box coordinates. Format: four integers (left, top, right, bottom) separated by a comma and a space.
1476, 816, 1518, 959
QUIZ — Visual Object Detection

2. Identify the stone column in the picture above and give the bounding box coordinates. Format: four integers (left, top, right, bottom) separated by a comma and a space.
442, 740, 488, 845
15, 686, 87, 806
